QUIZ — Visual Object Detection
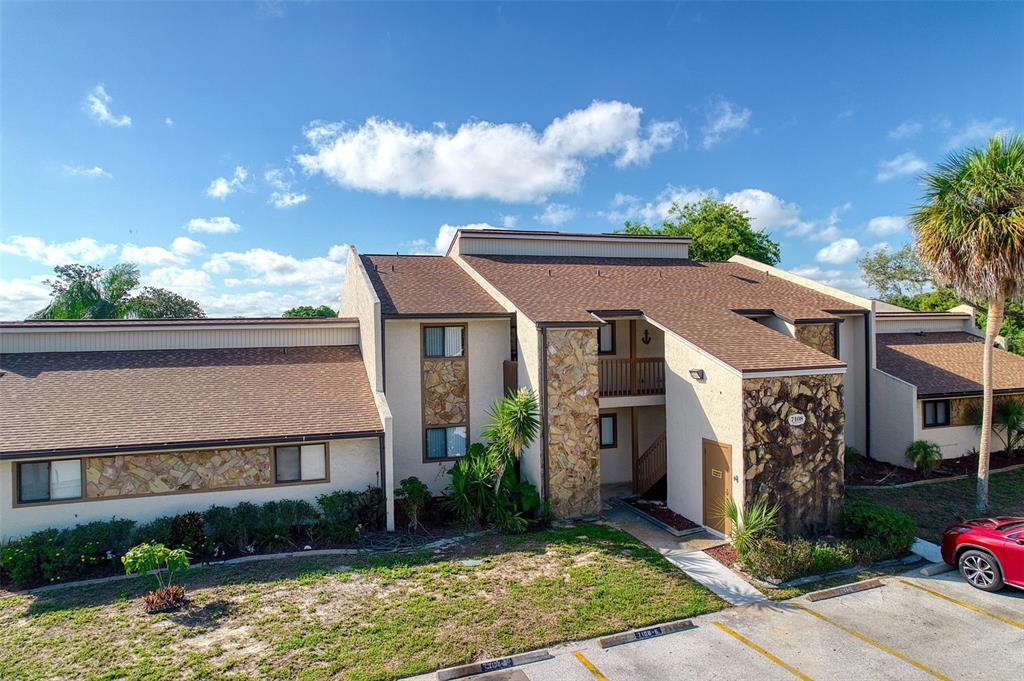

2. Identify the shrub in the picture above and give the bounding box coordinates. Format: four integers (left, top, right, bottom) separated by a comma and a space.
1, 519, 136, 589
841, 500, 916, 560
714, 496, 780, 557
121, 542, 191, 613
255, 500, 319, 550
905, 440, 943, 474
396, 477, 431, 531
0, 529, 59, 587
445, 444, 494, 526
316, 487, 384, 543
204, 502, 260, 554
132, 516, 174, 547
169, 512, 209, 557
742, 537, 855, 582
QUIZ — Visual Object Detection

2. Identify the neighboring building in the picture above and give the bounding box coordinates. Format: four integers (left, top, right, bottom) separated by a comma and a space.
2, 228, 1020, 542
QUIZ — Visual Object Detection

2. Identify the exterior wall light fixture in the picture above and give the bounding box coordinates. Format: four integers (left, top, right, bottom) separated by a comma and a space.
689, 369, 706, 381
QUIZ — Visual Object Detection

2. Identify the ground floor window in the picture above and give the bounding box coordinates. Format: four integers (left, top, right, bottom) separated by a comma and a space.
599, 414, 618, 448
923, 399, 950, 428
16, 459, 83, 504
425, 425, 467, 460
274, 444, 328, 483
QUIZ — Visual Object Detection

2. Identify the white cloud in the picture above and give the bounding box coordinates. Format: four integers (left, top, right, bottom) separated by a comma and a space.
876, 152, 927, 182
789, 265, 870, 296
206, 166, 249, 199
0, 276, 52, 320
945, 117, 1013, 150
0, 235, 117, 266
722, 189, 806, 233
410, 223, 498, 255
164, 117, 174, 127
63, 164, 112, 179
700, 98, 751, 149
120, 236, 206, 267
888, 120, 924, 140
815, 238, 863, 264
326, 244, 348, 262
144, 267, 213, 297
297, 100, 682, 202
185, 217, 241, 234
534, 203, 576, 226
170, 236, 205, 257
203, 248, 345, 296
866, 215, 906, 236
601, 186, 715, 225
265, 168, 309, 208
83, 85, 131, 127
501, 215, 519, 229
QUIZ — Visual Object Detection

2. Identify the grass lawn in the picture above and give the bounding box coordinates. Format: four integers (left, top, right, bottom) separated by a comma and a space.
0, 524, 725, 681
848, 466, 1024, 543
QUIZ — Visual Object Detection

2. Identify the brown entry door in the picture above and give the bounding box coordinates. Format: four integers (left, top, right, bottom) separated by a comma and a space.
702, 439, 732, 534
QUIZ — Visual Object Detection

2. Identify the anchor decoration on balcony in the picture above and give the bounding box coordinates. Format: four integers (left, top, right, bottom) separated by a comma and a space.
641, 329, 652, 345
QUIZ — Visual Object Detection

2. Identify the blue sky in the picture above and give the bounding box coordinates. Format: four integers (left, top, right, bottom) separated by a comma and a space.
1, 1, 1021, 317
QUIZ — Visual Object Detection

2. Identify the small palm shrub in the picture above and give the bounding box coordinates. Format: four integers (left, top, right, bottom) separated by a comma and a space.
714, 496, 780, 558
905, 440, 943, 474
121, 542, 191, 613
968, 397, 1024, 456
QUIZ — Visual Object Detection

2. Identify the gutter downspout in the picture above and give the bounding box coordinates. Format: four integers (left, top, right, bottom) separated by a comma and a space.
864, 309, 872, 459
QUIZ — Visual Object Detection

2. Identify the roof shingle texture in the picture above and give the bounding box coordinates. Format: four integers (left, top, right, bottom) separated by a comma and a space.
461, 255, 862, 372
876, 332, 1024, 397
361, 254, 508, 316
0, 346, 382, 456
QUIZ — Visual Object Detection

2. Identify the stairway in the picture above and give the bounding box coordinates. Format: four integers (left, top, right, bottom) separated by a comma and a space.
634, 432, 667, 495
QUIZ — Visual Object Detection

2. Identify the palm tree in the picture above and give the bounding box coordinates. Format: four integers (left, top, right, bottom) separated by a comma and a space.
912, 135, 1024, 513
482, 388, 540, 493
33, 263, 142, 319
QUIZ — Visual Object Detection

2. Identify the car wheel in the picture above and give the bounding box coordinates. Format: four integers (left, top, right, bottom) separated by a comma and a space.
958, 549, 1004, 591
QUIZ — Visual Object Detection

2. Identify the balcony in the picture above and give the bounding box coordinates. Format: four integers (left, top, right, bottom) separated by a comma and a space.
598, 357, 665, 397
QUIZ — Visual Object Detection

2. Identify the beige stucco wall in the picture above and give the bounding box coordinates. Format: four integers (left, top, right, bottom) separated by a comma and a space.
384, 317, 510, 494
515, 314, 544, 492
913, 394, 1021, 461
0, 437, 381, 541
599, 406, 666, 485
869, 368, 918, 466
339, 246, 383, 393
837, 314, 867, 454
663, 334, 744, 526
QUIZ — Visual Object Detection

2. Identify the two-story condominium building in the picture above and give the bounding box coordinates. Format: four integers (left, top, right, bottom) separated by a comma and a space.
3, 228, 1023, 541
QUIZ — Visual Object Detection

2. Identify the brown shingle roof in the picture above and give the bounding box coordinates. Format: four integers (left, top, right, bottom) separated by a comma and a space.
0, 346, 382, 457
0, 318, 357, 327
360, 255, 508, 317
876, 332, 1024, 397
460, 255, 861, 372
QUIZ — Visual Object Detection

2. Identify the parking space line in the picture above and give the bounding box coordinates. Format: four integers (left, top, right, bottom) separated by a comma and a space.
898, 579, 1024, 630
572, 651, 609, 681
793, 605, 952, 681
711, 621, 813, 681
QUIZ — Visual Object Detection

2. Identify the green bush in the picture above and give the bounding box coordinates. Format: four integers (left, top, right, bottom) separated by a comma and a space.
841, 500, 916, 560
0, 529, 59, 587
0, 519, 134, 588
204, 502, 260, 554
132, 516, 174, 547
169, 511, 209, 557
396, 476, 431, 530
742, 537, 855, 582
905, 440, 942, 474
316, 487, 384, 543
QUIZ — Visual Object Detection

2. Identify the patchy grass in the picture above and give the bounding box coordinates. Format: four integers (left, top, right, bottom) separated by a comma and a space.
761, 563, 920, 601
848, 467, 1024, 543
0, 524, 725, 681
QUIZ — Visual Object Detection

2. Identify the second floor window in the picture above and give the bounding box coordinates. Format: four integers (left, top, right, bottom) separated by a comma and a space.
424, 325, 464, 358
598, 322, 615, 354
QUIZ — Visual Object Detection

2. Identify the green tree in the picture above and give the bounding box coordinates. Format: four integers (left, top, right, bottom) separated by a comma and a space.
282, 305, 337, 318
31, 263, 206, 320
912, 135, 1024, 513
620, 197, 781, 265
858, 244, 932, 299
482, 387, 540, 493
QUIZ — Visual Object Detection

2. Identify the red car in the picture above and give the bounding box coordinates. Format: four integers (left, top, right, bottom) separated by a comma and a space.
942, 517, 1024, 592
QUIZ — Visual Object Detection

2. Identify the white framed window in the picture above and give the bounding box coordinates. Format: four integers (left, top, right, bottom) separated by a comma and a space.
424, 325, 465, 358
274, 444, 328, 483
598, 322, 615, 354
16, 459, 83, 504
425, 425, 467, 460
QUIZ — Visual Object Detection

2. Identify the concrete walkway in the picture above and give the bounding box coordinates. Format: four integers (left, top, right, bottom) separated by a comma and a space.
603, 506, 767, 606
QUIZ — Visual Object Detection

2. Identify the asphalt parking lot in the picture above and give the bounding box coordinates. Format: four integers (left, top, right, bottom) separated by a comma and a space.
465, 570, 1024, 681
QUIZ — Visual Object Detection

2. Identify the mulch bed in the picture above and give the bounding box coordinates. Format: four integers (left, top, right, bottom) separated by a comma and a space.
703, 544, 739, 569
625, 498, 699, 532
846, 451, 1021, 486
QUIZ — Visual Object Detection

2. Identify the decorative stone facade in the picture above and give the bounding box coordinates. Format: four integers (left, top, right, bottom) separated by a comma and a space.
545, 327, 601, 519
422, 359, 469, 426
795, 323, 837, 358
742, 374, 845, 537
85, 446, 273, 498
945, 393, 1024, 427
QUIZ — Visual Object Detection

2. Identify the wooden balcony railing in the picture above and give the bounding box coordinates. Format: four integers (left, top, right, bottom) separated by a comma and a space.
598, 357, 666, 397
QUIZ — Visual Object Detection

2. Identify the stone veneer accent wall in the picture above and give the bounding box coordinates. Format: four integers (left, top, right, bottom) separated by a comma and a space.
86, 446, 273, 498
946, 393, 1024, 427
743, 374, 845, 537
545, 327, 601, 519
795, 323, 837, 358
422, 359, 469, 426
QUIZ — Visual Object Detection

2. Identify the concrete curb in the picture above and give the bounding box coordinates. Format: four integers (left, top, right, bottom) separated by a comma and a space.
805, 578, 884, 602
920, 562, 954, 576
435, 649, 551, 680
598, 618, 695, 648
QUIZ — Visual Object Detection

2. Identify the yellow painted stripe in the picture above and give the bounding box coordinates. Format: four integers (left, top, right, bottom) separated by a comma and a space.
899, 578, 1024, 630
573, 651, 609, 681
794, 604, 951, 681
712, 621, 813, 681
